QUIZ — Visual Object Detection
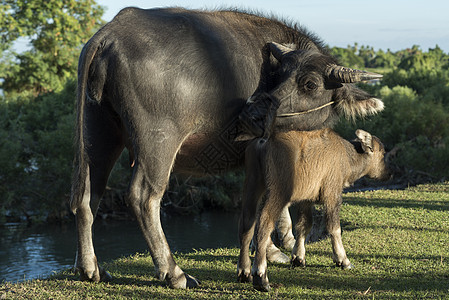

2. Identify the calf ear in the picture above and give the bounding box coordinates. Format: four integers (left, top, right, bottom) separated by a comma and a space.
355, 129, 373, 153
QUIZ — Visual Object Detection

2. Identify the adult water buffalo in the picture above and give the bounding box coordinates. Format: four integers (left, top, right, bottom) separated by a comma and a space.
71, 7, 384, 289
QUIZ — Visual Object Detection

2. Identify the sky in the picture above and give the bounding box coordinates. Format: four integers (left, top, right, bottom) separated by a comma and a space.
96, 0, 449, 52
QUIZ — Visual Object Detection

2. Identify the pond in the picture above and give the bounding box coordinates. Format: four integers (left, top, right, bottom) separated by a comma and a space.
0, 211, 240, 283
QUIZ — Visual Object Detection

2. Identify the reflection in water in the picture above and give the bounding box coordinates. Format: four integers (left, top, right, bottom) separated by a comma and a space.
0, 211, 239, 283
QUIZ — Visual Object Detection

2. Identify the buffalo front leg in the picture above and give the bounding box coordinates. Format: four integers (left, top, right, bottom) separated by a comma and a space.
291, 201, 313, 267
127, 129, 199, 289
325, 196, 353, 269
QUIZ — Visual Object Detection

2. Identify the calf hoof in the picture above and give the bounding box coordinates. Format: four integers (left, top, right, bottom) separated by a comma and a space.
253, 273, 271, 292
336, 262, 354, 270
266, 244, 290, 264
237, 270, 252, 283
267, 250, 290, 264
99, 267, 112, 282
291, 256, 306, 268
185, 274, 201, 289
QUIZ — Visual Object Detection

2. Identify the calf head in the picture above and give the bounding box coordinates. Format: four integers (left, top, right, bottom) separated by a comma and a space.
355, 129, 391, 181
267, 42, 384, 131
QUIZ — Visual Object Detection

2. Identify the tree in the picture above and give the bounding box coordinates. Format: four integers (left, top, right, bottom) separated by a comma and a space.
0, 1, 104, 222
0, 0, 104, 96
330, 46, 364, 69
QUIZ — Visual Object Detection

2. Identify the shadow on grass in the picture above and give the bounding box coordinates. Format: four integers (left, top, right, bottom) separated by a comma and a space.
47, 249, 448, 299
344, 196, 449, 211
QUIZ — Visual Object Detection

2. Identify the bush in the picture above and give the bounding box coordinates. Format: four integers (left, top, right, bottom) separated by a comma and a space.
0, 81, 76, 222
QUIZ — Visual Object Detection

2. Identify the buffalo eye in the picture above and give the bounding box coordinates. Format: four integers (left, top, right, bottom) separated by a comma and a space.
304, 80, 317, 91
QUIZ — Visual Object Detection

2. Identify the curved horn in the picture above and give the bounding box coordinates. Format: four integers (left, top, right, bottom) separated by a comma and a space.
326, 65, 383, 83
269, 42, 295, 61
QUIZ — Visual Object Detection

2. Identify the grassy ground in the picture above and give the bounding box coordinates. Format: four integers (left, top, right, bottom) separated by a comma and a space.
1, 182, 448, 299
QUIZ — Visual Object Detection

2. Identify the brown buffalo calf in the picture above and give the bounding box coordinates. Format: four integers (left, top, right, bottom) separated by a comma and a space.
237, 128, 391, 291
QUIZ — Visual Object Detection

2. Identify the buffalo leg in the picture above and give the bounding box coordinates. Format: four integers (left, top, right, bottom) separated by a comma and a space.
325, 195, 353, 269
291, 201, 313, 267
127, 125, 199, 289
72, 102, 125, 282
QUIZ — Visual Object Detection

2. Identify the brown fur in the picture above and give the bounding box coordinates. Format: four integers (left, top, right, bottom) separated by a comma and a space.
237, 128, 390, 291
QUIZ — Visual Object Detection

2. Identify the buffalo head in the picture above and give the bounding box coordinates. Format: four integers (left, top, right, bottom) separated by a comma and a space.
264, 42, 384, 131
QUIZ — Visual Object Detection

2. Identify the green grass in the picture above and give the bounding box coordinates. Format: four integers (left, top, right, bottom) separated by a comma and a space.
2, 182, 449, 299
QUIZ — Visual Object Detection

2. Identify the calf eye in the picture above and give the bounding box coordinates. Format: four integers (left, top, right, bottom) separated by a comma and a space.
305, 80, 317, 91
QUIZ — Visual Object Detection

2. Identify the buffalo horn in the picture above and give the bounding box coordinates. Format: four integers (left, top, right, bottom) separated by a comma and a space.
326, 65, 383, 83
269, 42, 295, 61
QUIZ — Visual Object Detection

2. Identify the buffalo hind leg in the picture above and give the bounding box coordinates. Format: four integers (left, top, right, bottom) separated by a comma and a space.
127, 127, 199, 289
72, 101, 125, 282
291, 201, 313, 267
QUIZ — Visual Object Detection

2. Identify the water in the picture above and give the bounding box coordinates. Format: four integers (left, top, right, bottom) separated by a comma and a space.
0, 211, 240, 283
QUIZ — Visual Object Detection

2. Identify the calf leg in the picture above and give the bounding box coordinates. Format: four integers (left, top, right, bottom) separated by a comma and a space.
325, 196, 353, 269
275, 206, 296, 251
127, 125, 199, 289
291, 201, 313, 267
237, 159, 265, 283
266, 205, 291, 265
251, 196, 285, 292
266, 239, 290, 264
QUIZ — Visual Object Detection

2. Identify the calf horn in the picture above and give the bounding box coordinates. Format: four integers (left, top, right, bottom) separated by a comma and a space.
326, 65, 383, 83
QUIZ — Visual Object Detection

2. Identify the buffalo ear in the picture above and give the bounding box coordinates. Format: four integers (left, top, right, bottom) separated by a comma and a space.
335, 84, 384, 120
269, 42, 296, 62
355, 129, 373, 153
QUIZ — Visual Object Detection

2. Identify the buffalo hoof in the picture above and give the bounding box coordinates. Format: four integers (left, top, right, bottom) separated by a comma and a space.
77, 265, 112, 283
291, 256, 306, 268
237, 270, 252, 283
253, 273, 271, 292
168, 273, 200, 289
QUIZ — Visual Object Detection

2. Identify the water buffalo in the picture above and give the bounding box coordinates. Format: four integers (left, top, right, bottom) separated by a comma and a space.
238, 129, 391, 291
71, 7, 384, 289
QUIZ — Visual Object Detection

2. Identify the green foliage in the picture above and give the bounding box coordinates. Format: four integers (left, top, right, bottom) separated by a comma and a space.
0, 81, 76, 221
330, 45, 365, 69
0, 1, 104, 221
0, 0, 104, 95
334, 44, 449, 179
